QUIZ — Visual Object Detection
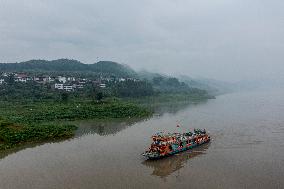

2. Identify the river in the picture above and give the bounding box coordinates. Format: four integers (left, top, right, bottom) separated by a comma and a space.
0, 89, 284, 189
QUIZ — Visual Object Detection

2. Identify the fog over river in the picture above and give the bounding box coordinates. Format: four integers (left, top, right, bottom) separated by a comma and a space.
0, 88, 283, 189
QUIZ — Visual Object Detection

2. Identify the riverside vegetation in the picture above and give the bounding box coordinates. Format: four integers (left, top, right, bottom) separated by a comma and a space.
0, 100, 151, 150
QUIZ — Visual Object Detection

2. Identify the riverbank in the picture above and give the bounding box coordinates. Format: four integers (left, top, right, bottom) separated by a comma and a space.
0, 93, 212, 151
126, 93, 214, 104
0, 99, 151, 151
0, 118, 76, 150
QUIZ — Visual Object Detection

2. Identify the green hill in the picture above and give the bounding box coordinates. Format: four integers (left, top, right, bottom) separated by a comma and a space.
0, 59, 137, 77
90, 61, 137, 77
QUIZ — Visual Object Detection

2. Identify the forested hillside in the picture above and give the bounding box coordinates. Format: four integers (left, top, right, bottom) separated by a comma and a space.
0, 59, 137, 77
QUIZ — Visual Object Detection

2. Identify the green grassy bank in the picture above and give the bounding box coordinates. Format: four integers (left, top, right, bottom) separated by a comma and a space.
0, 93, 212, 151
0, 100, 151, 150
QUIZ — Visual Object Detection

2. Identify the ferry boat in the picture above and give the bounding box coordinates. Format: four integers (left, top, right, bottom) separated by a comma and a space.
142, 129, 210, 160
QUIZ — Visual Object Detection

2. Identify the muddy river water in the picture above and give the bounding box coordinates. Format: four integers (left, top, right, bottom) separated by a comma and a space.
0, 89, 284, 189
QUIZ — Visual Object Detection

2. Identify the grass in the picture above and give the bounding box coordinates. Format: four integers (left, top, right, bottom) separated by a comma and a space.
0, 99, 151, 151
0, 117, 77, 150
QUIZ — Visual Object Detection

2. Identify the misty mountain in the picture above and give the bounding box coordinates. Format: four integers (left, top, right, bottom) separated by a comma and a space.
92, 61, 137, 77
178, 75, 234, 95
0, 59, 137, 77
137, 71, 231, 95
137, 70, 167, 81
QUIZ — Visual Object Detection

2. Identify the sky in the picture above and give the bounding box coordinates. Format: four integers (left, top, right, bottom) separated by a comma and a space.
0, 0, 283, 81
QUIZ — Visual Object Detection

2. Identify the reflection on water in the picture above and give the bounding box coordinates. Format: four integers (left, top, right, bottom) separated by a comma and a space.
73, 100, 204, 137
142, 143, 210, 178
0, 138, 68, 160
0, 119, 144, 159
73, 118, 145, 136
147, 100, 208, 116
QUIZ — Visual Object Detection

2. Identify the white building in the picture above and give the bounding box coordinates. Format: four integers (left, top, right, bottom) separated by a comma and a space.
78, 78, 87, 84
0, 79, 4, 84
33, 77, 40, 82
55, 83, 74, 91
41, 76, 55, 83
15, 77, 27, 82
99, 83, 106, 88
14, 74, 29, 83
73, 84, 84, 89
43, 77, 49, 83
48, 77, 55, 82
55, 83, 64, 90
63, 85, 73, 92
67, 77, 76, 82
58, 76, 67, 83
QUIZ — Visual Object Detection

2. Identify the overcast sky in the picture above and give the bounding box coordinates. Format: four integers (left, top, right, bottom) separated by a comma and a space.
0, 0, 283, 81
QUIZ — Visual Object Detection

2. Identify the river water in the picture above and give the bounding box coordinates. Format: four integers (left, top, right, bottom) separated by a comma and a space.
0, 89, 284, 189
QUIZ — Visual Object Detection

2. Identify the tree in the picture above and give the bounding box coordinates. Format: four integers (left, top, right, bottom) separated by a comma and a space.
167, 78, 180, 86
96, 92, 103, 101
6, 74, 15, 85
113, 80, 154, 97
153, 77, 164, 85
61, 92, 69, 102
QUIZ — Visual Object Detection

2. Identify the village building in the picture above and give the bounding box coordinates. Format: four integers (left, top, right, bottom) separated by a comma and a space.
1, 73, 8, 77
15, 73, 29, 82
63, 85, 73, 92
99, 83, 106, 88
49, 77, 55, 82
73, 84, 84, 89
67, 77, 76, 82
54, 83, 75, 92
54, 83, 64, 90
33, 76, 40, 82
33, 76, 46, 83
57, 76, 67, 83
